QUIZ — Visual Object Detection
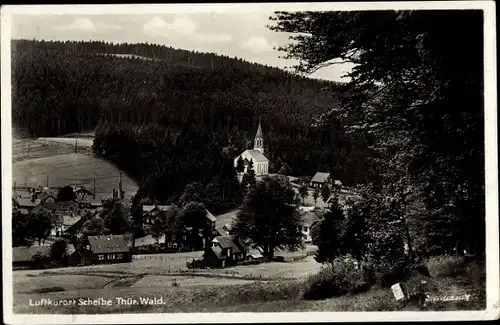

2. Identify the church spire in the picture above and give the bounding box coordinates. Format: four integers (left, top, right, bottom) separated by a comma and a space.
254, 117, 264, 154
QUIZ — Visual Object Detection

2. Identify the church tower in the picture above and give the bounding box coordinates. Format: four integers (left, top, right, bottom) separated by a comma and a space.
253, 117, 264, 154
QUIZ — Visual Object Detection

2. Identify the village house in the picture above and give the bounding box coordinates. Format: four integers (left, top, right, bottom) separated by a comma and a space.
12, 243, 76, 269
310, 172, 342, 189
234, 119, 269, 178
12, 197, 42, 211
203, 235, 249, 268
78, 199, 103, 212
51, 213, 83, 237
80, 235, 132, 265
300, 210, 321, 243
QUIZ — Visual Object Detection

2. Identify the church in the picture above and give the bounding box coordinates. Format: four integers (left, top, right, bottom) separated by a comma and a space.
234, 119, 269, 177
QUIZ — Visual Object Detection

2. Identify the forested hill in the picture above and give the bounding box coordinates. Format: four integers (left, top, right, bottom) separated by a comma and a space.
12, 39, 380, 203
12, 39, 343, 137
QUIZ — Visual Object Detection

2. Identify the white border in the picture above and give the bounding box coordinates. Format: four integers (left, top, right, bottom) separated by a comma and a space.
1, 2, 498, 323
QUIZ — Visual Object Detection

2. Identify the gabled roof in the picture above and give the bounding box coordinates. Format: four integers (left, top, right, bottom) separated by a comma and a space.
301, 211, 321, 228
243, 150, 269, 163
157, 205, 174, 212
213, 235, 247, 254
205, 209, 216, 222
58, 201, 80, 211
12, 243, 75, 263
333, 180, 343, 186
87, 235, 131, 254
14, 198, 42, 208
56, 214, 82, 227
12, 246, 50, 263
42, 201, 60, 211
134, 234, 165, 246
311, 172, 331, 183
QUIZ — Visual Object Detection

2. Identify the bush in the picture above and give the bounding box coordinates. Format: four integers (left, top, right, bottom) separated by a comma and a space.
31, 252, 51, 269
426, 255, 466, 277
33, 286, 65, 293
302, 256, 370, 300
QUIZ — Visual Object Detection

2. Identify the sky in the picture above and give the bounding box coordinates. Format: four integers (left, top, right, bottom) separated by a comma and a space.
11, 13, 354, 82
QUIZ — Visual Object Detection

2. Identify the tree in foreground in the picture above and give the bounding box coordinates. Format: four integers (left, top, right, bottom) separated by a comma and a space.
232, 175, 303, 259
298, 184, 309, 205
320, 185, 332, 204
241, 160, 257, 188
57, 185, 77, 202
313, 187, 320, 207
269, 10, 485, 262
149, 216, 166, 244
28, 207, 55, 245
311, 196, 347, 264
50, 238, 68, 261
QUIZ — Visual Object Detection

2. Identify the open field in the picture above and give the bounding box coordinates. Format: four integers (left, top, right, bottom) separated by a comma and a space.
38, 137, 94, 147
12, 248, 322, 314
13, 153, 138, 200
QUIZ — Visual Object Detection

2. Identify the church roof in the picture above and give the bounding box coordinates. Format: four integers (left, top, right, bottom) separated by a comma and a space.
255, 119, 263, 138
244, 150, 269, 163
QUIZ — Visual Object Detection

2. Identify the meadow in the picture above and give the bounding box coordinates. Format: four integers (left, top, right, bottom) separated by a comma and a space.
13, 152, 138, 199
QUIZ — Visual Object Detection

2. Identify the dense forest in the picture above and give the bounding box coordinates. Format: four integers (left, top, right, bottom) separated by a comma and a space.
12, 39, 381, 204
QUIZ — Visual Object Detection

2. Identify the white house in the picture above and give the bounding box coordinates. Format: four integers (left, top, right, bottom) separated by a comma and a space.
234, 119, 269, 177
301, 210, 320, 243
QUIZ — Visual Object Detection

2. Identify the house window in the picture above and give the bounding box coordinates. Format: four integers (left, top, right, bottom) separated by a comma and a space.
182, 235, 187, 240
172, 235, 176, 240
98, 254, 104, 261
185, 244, 190, 249
116, 253, 123, 259
167, 242, 172, 248
303, 227, 309, 232
180, 243, 184, 249
303, 235, 308, 240
173, 243, 178, 249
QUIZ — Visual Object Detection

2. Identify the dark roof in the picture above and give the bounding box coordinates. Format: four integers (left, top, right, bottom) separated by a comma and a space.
12, 246, 50, 263
42, 201, 60, 211
214, 235, 246, 254
311, 172, 331, 183
87, 235, 131, 254
58, 201, 79, 210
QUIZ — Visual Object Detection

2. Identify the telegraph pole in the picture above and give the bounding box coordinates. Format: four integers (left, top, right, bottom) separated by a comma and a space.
46, 174, 49, 187
75, 137, 78, 153
93, 179, 96, 198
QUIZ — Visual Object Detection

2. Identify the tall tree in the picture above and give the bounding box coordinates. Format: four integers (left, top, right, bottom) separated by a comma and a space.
269, 10, 485, 261
57, 185, 77, 202
149, 216, 166, 244
313, 187, 320, 207
232, 175, 303, 259
311, 196, 346, 264
27, 207, 55, 245
320, 185, 331, 204
236, 156, 245, 174
298, 184, 309, 205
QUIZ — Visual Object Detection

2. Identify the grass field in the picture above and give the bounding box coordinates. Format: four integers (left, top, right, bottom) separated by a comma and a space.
12, 248, 322, 314
13, 153, 138, 200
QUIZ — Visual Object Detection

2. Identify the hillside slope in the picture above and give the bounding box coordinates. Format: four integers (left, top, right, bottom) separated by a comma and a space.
12, 39, 343, 138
